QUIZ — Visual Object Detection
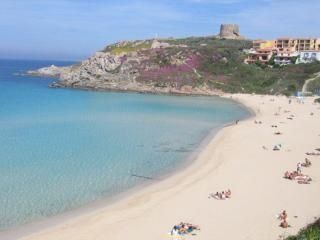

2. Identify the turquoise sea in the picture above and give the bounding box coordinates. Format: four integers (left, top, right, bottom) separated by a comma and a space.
0, 59, 250, 232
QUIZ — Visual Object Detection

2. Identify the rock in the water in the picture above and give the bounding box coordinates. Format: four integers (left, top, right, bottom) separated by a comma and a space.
27, 65, 70, 77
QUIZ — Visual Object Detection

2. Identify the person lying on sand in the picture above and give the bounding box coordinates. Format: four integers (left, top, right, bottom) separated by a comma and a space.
274, 131, 282, 135
183, 222, 200, 231
297, 179, 311, 184
209, 190, 231, 200
209, 192, 218, 199
295, 175, 312, 182
306, 152, 320, 156
284, 171, 301, 180
284, 171, 312, 182
271, 125, 278, 128
284, 171, 293, 179
171, 222, 200, 235
273, 144, 282, 151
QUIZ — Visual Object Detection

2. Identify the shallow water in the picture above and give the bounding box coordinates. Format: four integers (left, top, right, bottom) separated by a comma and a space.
0, 59, 250, 231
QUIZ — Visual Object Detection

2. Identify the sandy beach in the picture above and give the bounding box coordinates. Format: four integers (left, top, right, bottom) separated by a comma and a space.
19, 94, 320, 240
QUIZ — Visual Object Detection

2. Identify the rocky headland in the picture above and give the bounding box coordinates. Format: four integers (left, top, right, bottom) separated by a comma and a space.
28, 37, 252, 95
28, 36, 320, 96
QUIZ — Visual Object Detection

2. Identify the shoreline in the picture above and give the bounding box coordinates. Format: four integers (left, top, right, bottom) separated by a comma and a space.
27, 71, 224, 97
0, 95, 251, 240
3, 94, 320, 240
48, 82, 224, 97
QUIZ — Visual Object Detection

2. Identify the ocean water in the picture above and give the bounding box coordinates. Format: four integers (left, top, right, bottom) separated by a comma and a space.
0, 59, 250, 231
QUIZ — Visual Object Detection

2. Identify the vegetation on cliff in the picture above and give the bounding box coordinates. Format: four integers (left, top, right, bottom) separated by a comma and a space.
32, 36, 320, 95
103, 40, 153, 55
101, 37, 320, 95
307, 76, 320, 94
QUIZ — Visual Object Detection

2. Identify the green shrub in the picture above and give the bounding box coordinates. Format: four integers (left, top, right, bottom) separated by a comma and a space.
288, 84, 297, 92
268, 54, 276, 65
101, 37, 320, 95
285, 218, 320, 240
103, 41, 152, 55
291, 56, 298, 64
307, 77, 320, 93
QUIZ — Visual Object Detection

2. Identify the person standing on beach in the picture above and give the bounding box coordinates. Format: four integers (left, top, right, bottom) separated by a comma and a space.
297, 162, 302, 174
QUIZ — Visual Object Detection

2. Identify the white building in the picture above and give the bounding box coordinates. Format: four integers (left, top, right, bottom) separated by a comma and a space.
296, 51, 320, 64
274, 50, 299, 65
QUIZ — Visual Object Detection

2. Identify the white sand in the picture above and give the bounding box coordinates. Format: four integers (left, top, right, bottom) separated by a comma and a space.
21, 94, 320, 240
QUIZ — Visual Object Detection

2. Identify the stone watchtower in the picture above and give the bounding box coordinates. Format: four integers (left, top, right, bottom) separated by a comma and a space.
218, 24, 244, 40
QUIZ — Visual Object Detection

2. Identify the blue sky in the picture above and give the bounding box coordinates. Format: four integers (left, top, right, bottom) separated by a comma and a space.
1, 0, 319, 60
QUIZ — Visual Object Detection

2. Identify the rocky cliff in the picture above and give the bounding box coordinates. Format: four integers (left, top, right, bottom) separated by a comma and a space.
28, 37, 255, 95
29, 36, 320, 95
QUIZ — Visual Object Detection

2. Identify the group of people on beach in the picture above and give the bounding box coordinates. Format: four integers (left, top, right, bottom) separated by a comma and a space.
170, 222, 200, 236
283, 171, 312, 184
283, 159, 313, 184
168, 97, 319, 237
209, 189, 231, 200
271, 106, 316, 228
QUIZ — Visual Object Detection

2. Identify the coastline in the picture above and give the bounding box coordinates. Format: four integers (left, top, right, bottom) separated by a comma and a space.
0, 95, 250, 240
4, 94, 320, 240
47, 82, 224, 97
